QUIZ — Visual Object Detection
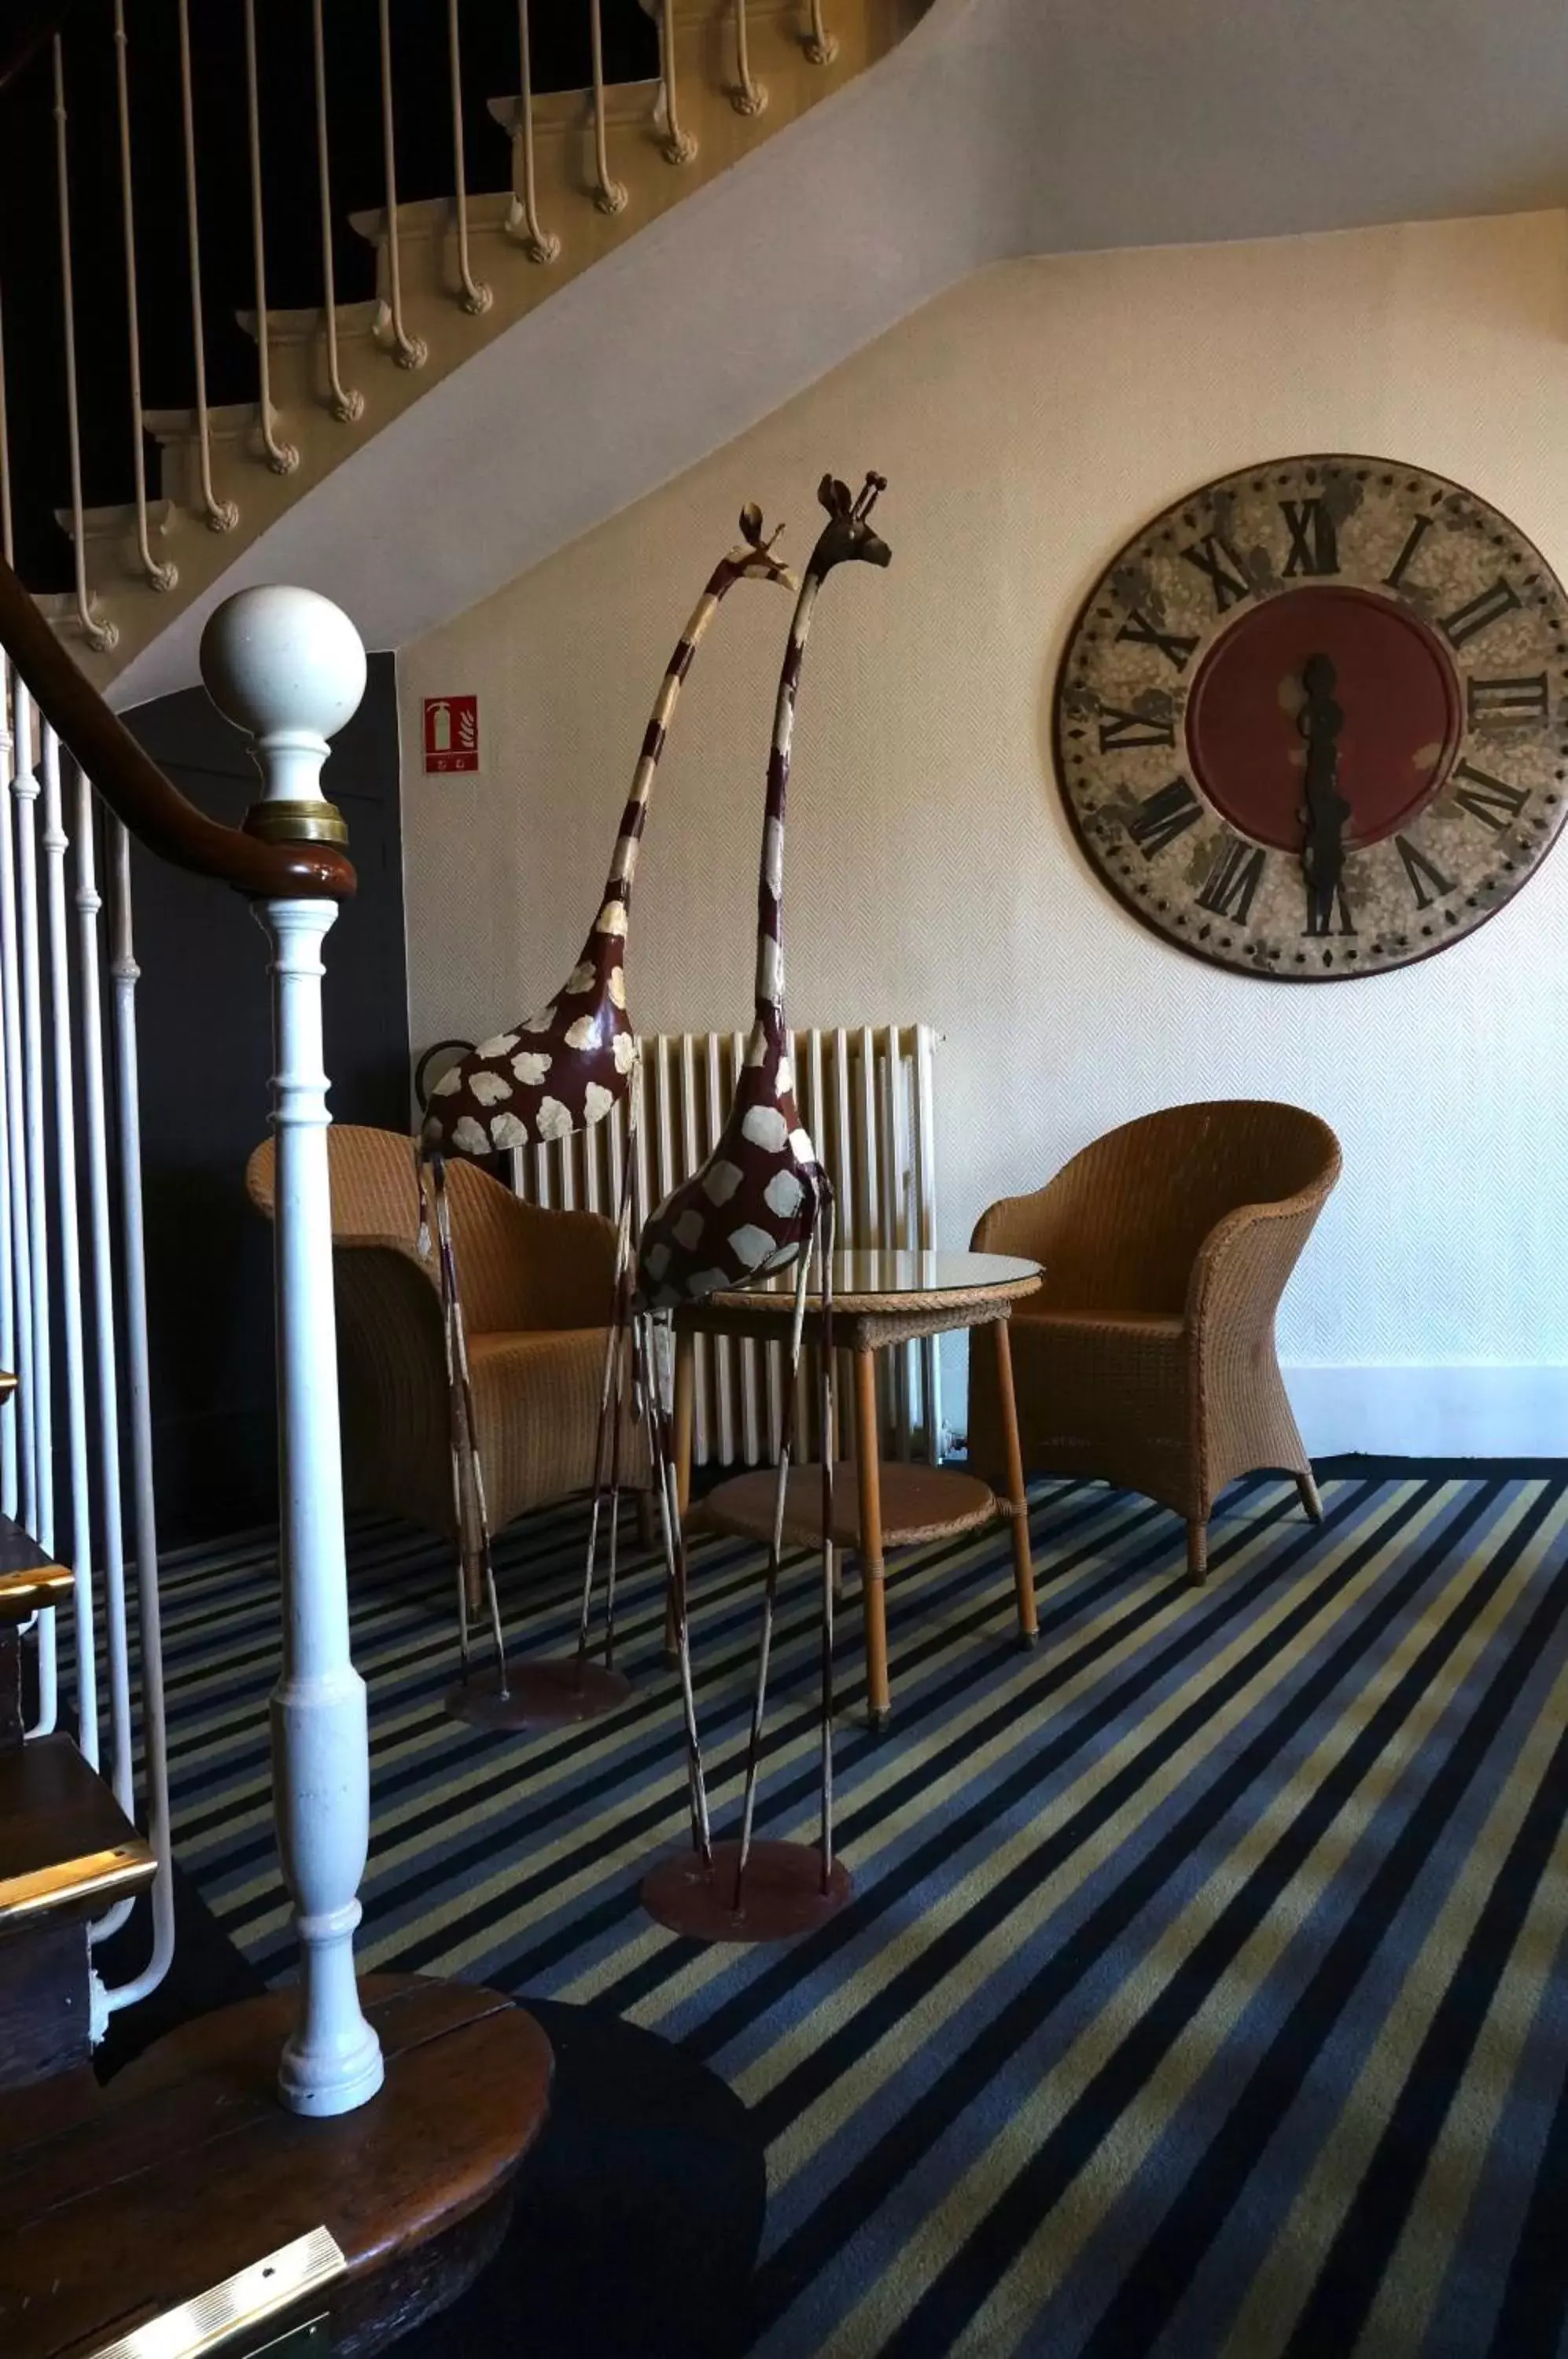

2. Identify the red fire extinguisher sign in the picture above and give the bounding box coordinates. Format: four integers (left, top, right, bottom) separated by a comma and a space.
423, 694, 479, 774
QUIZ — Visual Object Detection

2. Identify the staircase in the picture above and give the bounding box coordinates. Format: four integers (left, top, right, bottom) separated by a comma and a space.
9, 0, 921, 698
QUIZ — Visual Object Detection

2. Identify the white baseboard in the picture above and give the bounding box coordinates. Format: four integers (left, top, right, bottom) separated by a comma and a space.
1284, 1365, 1568, 1459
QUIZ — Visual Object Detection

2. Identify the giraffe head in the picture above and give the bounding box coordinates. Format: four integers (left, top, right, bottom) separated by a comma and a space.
811, 472, 891, 576
730, 502, 798, 591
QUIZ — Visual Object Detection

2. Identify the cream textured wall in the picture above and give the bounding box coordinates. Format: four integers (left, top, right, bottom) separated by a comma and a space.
399, 213, 1568, 1453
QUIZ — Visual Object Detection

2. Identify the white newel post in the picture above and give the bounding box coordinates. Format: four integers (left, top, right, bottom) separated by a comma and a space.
201, 587, 384, 2117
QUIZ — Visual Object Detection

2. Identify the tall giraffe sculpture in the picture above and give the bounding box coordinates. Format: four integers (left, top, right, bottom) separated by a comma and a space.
420, 506, 794, 1728
636, 470, 891, 1940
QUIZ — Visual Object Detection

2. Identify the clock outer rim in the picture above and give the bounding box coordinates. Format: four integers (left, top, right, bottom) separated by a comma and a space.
1050, 450, 1568, 984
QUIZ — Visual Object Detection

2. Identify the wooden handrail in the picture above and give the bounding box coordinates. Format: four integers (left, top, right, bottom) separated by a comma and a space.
0, 556, 355, 900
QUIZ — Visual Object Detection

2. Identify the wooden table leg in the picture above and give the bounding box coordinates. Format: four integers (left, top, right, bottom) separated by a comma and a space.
853, 1345, 889, 1730
992, 1317, 1038, 1647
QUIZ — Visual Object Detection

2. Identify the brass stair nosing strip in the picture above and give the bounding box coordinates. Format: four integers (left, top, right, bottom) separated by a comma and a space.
0, 1843, 158, 1926
84, 2227, 348, 2359
0, 1564, 75, 1621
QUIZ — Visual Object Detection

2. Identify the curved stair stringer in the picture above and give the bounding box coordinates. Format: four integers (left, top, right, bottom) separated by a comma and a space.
105, 0, 1012, 712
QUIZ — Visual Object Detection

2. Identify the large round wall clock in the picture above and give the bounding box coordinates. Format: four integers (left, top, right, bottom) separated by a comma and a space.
1053, 455, 1568, 977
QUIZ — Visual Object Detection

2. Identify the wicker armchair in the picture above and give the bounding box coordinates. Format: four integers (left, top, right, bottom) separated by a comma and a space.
967, 1101, 1342, 1581
245, 1124, 646, 1546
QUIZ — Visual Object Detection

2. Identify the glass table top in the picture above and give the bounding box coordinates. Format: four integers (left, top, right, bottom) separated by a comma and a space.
709, 1249, 1041, 1301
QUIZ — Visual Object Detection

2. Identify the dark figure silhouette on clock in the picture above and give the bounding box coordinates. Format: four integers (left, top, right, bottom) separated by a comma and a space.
1299, 651, 1351, 937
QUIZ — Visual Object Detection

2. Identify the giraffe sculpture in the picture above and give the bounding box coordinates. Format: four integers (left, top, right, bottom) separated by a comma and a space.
636, 469, 891, 1938
419, 506, 795, 1727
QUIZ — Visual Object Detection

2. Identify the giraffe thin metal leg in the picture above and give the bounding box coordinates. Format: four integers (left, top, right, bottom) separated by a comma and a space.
602, 1305, 628, 1673
575, 1095, 639, 1674
642, 1309, 713, 1868
729, 1229, 814, 1913
481, 1550, 507, 1692
642, 1182, 851, 1943
429, 1154, 505, 1695
443, 1134, 634, 1734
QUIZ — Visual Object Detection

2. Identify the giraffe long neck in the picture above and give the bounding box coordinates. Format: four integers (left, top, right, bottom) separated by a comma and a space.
601, 557, 743, 924
753, 569, 822, 1044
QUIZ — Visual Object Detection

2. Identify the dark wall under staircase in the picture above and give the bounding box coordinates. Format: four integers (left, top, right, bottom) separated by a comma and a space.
125, 653, 407, 1541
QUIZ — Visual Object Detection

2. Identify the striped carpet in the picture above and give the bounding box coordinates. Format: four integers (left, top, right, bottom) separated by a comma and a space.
163, 1467, 1568, 2357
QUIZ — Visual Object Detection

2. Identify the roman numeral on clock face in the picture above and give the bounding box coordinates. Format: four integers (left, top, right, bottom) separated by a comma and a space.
1125, 776, 1202, 857
1384, 513, 1436, 591
1280, 499, 1339, 577
1116, 609, 1198, 672
1304, 885, 1356, 937
1441, 578, 1522, 649
1396, 834, 1456, 910
1466, 673, 1549, 726
1451, 760, 1529, 831
1196, 837, 1266, 922
1098, 705, 1176, 753
1180, 535, 1251, 613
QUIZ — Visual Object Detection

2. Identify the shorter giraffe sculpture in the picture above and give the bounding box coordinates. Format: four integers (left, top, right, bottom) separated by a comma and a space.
637, 469, 892, 1941
419, 507, 794, 1728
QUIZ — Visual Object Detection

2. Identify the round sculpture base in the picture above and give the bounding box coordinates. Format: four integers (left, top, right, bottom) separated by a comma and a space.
642, 1839, 852, 1944
446, 1658, 632, 1731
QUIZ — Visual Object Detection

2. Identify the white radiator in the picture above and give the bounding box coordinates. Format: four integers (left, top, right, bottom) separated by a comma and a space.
507, 1022, 944, 1467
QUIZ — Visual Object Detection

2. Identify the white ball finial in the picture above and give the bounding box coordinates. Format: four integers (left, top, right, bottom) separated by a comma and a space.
201, 585, 366, 745
200, 587, 366, 842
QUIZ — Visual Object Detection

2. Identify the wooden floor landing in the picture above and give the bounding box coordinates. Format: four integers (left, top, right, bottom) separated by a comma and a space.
0, 1975, 552, 2359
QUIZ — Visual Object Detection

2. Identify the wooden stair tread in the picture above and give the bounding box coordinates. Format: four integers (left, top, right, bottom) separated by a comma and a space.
0, 1975, 553, 2359
705, 1463, 999, 1551
0, 1735, 156, 1923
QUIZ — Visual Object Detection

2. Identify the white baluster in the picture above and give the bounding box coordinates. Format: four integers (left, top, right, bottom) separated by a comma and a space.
804, 0, 837, 66
75, 768, 132, 1820
0, 302, 23, 1521
14, 683, 54, 1741
506, 0, 559, 263
311, 0, 363, 421
447, 0, 491, 314
0, 669, 36, 1536
244, 0, 300, 473
732, 0, 767, 115
0, 280, 12, 571
588, 0, 628, 213
40, 727, 97, 1768
657, 0, 696, 165
98, 821, 173, 2015
176, 0, 238, 532
0, 675, 16, 1521
113, 1, 177, 591
53, 39, 117, 653
377, 0, 427, 370
201, 586, 382, 2118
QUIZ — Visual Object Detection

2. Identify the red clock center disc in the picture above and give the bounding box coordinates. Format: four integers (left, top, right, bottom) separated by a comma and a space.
1183, 585, 1463, 852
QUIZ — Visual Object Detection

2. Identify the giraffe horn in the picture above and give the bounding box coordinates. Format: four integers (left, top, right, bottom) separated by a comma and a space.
852, 471, 886, 521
